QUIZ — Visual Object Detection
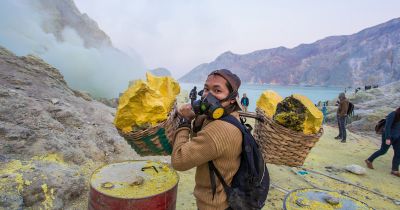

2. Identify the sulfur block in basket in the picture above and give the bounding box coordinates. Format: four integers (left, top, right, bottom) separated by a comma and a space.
274, 94, 323, 135
256, 90, 283, 118
114, 72, 180, 133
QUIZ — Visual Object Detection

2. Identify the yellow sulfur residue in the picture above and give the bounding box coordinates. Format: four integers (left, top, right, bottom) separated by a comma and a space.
91, 160, 179, 199
41, 184, 54, 209
292, 94, 323, 135
256, 90, 283, 118
0, 154, 64, 209
15, 174, 24, 193
114, 72, 180, 133
32, 153, 66, 165
0, 160, 32, 193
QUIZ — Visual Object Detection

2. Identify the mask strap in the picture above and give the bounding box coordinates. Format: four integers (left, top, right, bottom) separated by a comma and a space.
220, 90, 237, 102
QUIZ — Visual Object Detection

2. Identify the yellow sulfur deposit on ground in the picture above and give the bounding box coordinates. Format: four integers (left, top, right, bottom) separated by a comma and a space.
32, 153, 66, 165
0, 153, 67, 209
42, 183, 55, 209
0, 159, 31, 193
256, 90, 283, 118
91, 160, 179, 199
114, 72, 180, 133
274, 94, 323, 134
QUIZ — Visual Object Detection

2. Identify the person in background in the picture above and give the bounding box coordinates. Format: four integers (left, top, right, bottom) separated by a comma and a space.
365, 107, 400, 177
322, 103, 328, 124
334, 93, 349, 143
171, 69, 243, 209
198, 89, 204, 97
240, 93, 249, 112
189, 86, 197, 105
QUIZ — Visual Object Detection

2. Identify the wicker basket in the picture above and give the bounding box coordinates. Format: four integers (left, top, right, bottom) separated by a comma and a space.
117, 105, 180, 156
253, 108, 323, 167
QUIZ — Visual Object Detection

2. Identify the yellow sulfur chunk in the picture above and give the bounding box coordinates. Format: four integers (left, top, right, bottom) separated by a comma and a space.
256, 90, 283, 118
114, 72, 180, 133
292, 94, 323, 135
274, 94, 323, 135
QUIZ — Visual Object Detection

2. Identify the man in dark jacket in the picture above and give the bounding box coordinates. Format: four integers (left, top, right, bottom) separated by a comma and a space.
189, 86, 197, 105
335, 93, 349, 143
365, 107, 400, 177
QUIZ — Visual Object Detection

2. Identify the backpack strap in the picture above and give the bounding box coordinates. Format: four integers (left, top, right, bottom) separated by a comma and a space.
208, 114, 244, 199
208, 161, 230, 200
221, 115, 257, 173
220, 114, 247, 133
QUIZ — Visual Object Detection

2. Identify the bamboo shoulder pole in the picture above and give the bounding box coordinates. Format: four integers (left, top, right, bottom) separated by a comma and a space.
238, 111, 264, 122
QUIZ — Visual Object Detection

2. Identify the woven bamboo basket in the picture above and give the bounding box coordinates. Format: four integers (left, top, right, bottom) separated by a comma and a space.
117, 104, 180, 156
252, 108, 323, 167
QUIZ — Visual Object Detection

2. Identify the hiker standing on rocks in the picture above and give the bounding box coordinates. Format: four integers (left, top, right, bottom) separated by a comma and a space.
334, 92, 349, 143
189, 86, 197, 105
322, 103, 328, 124
365, 107, 400, 177
171, 70, 247, 209
240, 93, 249, 112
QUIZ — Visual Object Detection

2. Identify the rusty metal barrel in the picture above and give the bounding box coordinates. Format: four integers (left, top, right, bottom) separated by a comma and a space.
88, 160, 179, 210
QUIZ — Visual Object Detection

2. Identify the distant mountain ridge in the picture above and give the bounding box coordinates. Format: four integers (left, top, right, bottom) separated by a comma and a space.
150, 67, 172, 76
180, 18, 400, 87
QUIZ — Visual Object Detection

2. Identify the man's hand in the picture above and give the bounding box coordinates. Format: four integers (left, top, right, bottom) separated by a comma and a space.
386, 139, 391, 145
178, 103, 195, 121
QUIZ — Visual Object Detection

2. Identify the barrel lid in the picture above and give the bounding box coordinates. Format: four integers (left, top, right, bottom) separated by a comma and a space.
90, 160, 179, 199
283, 188, 373, 210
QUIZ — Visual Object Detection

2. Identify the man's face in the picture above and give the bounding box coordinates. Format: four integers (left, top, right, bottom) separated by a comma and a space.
204, 75, 235, 107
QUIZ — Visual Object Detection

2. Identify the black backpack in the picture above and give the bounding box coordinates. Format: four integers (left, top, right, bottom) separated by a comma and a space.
208, 115, 270, 210
375, 119, 386, 134
347, 102, 355, 116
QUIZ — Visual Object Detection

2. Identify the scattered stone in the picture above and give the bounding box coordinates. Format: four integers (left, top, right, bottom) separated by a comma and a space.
324, 165, 343, 173
324, 195, 340, 205
345, 164, 366, 175
50, 98, 59, 105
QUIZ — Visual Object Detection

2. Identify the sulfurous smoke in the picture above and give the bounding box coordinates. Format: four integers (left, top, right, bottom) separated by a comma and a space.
0, 0, 146, 98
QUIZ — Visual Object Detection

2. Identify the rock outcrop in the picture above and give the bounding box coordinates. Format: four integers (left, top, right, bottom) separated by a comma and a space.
33, 0, 112, 48
0, 46, 138, 209
323, 81, 400, 135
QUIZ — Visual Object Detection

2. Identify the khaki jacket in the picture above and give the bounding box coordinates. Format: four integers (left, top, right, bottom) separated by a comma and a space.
171, 112, 242, 210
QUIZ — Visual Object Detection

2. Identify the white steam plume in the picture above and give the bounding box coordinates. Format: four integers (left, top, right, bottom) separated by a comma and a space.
0, 0, 146, 98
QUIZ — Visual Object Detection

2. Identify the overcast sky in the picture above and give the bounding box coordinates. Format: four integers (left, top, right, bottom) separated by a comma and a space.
74, 0, 400, 78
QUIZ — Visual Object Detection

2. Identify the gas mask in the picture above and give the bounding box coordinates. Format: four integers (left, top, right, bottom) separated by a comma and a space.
192, 93, 226, 120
